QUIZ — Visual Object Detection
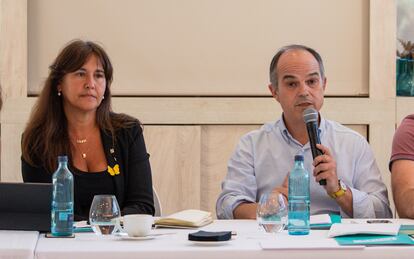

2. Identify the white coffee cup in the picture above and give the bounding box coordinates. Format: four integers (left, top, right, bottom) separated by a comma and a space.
123, 214, 153, 237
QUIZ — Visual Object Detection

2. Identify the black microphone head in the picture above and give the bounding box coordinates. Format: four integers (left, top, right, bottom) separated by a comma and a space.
303, 107, 318, 123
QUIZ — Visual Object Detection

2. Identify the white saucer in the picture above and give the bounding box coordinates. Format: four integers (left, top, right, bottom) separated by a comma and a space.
189, 240, 232, 246
115, 233, 156, 241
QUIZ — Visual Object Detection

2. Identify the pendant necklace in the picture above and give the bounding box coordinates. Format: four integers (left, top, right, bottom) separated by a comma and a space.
70, 129, 96, 159
74, 141, 89, 159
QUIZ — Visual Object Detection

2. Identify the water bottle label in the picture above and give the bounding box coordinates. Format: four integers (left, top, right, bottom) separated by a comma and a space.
59, 212, 73, 221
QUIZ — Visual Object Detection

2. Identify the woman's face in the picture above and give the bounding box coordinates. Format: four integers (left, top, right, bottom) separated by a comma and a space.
58, 54, 106, 114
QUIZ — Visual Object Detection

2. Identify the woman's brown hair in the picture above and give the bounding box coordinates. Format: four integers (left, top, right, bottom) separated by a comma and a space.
22, 40, 137, 173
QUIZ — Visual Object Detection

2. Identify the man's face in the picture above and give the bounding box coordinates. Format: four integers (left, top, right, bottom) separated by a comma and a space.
269, 49, 326, 124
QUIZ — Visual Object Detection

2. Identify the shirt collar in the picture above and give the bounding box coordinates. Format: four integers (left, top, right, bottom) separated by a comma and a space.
276, 113, 326, 145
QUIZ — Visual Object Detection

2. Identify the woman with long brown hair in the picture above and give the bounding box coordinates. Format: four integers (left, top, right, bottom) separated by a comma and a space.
22, 40, 154, 220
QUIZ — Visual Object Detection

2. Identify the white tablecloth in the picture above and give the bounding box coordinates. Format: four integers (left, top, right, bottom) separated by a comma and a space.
33, 220, 414, 259
0, 230, 39, 259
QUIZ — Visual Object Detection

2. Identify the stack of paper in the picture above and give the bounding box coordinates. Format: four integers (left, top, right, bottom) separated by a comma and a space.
310, 214, 332, 225
328, 223, 401, 238
155, 209, 213, 228
310, 214, 342, 229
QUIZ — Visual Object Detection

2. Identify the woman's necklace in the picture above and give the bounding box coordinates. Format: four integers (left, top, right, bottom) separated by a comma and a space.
76, 138, 87, 144
71, 131, 94, 159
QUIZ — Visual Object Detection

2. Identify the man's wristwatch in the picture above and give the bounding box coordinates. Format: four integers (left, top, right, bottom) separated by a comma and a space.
330, 179, 347, 199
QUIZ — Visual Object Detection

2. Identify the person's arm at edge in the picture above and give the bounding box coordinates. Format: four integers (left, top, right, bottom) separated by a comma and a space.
343, 136, 392, 218
233, 203, 257, 219
216, 133, 259, 219
391, 159, 414, 218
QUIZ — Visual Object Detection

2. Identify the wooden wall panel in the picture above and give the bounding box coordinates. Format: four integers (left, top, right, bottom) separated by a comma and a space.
348, 125, 367, 139
0, 123, 25, 182
143, 126, 201, 216
0, 0, 27, 99
396, 98, 414, 125
368, 0, 397, 213
200, 125, 260, 216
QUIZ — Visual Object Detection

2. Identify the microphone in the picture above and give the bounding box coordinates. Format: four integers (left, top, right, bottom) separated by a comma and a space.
303, 107, 326, 185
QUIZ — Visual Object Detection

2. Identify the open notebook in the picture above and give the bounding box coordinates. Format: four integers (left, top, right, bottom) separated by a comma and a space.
155, 209, 213, 228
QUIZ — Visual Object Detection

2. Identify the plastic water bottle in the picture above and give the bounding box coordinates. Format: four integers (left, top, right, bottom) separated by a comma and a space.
51, 155, 74, 236
288, 154, 310, 235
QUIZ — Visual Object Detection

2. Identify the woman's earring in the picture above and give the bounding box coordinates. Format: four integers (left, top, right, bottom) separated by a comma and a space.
58, 91, 61, 96
102, 96, 105, 100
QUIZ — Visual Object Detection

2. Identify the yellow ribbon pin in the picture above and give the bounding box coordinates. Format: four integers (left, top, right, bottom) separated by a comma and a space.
107, 164, 120, 176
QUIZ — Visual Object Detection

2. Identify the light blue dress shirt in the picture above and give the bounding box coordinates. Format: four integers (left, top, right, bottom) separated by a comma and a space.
216, 116, 392, 219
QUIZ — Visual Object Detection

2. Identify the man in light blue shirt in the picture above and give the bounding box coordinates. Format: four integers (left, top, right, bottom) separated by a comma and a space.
216, 45, 392, 219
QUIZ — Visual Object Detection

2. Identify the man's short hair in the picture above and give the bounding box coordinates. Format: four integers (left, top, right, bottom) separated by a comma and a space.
269, 45, 325, 90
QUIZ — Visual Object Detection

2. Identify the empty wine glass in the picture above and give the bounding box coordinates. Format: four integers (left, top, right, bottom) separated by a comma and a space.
257, 192, 287, 233
89, 195, 121, 235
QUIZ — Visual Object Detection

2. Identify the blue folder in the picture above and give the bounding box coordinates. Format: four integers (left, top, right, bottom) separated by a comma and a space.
335, 233, 414, 246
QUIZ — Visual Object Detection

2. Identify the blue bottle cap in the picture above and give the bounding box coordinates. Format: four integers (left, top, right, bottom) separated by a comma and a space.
58, 156, 68, 163
294, 155, 304, 161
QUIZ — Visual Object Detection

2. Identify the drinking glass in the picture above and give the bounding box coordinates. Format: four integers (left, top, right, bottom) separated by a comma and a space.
89, 195, 121, 235
257, 192, 287, 233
